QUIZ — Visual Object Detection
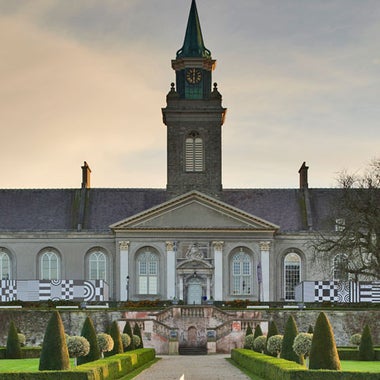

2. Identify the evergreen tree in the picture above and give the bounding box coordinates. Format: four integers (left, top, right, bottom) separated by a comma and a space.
6, 320, 21, 359
77, 316, 101, 365
253, 324, 263, 340
309, 312, 341, 370
265, 320, 279, 356
280, 315, 303, 364
123, 321, 134, 351
359, 324, 375, 361
106, 320, 123, 356
39, 311, 70, 371
307, 324, 314, 334
133, 322, 144, 348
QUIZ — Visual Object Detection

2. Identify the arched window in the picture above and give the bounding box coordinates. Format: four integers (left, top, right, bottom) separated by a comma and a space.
137, 248, 159, 295
185, 131, 204, 172
89, 251, 107, 281
333, 254, 348, 281
0, 250, 11, 280
284, 252, 301, 300
40, 251, 60, 280
231, 248, 252, 295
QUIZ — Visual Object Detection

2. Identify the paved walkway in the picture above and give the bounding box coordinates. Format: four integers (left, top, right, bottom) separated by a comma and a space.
132, 354, 251, 380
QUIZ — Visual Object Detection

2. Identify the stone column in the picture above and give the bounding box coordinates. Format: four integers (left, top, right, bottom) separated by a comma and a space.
179, 275, 184, 301
166, 241, 176, 300
212, 241, 224, 301
119, 241, 130, 301
259, 241, 271, 302
206, 276, 211, 300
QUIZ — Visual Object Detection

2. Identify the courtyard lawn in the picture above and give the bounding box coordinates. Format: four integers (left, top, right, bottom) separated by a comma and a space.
341, 360, 380, 372
0, 358, 75, 372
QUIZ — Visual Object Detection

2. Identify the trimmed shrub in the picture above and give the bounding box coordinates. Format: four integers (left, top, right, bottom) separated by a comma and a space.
67, 336, 90, 366
133, 322, 144, 348
307, 324, 314, 334
265, 320, 279, 356
77, 316, 101, 365
123, 321, 134, 351
244, 334, 255, 350
350, 333, 362, 346
293, 333, 313, 359
246, 324, 253, 336
97, 333, 114, 357
121, 333, 131, 350
6, 320, 21, 359
17, 333, 26, 347
39, 311, 70, 370
280, 315, 303, 364
267, 334, 283, 357
106, 320, 123, 356
309, 312, 341, 370
359, 324, 375, 361
132, 335, 141, 348
253, 335, 267, 353
253, 324, 263, 340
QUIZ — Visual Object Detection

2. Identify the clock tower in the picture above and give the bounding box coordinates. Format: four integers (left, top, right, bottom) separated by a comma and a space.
162, 0, 227, 199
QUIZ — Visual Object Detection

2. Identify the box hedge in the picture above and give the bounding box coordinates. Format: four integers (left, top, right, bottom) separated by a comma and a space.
0, 348, 155, 380
231, 349, 380, 380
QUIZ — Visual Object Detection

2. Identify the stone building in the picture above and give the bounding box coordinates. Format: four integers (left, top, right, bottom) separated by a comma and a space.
0, 0, 371, 305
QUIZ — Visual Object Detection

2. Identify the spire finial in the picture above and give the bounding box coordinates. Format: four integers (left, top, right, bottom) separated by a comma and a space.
176, 0, 211, 58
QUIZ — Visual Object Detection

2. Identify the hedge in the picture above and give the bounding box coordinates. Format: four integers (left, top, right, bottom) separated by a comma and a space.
0, 347, 41, 359
231, 349, 380, 380
338, 348, 380, 361
0, 348, 155, 380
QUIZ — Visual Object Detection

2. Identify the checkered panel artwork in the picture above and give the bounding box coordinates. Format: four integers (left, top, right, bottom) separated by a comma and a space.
0, 280, 17, 301
0, 280, 109, 302
314, 281, 338, 302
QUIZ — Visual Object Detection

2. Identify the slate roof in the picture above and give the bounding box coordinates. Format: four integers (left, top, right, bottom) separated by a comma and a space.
0, 187, 339, 233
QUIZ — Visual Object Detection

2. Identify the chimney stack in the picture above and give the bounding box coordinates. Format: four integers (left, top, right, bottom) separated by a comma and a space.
81, 161, 91, 189
298, 162, 309, 189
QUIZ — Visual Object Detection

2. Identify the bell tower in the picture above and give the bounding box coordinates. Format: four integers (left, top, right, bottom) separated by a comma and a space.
162, 0, 227, 199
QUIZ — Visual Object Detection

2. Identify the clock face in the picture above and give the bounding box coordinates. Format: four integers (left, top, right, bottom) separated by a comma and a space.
186, 68, 202, 84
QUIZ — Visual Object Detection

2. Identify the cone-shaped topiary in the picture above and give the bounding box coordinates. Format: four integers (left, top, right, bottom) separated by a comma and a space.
6, 321, 21, 359
280, 315, 303, 364
105, 320, 123, 356
123, 321, 134, 351
359, 324, 375, 361
77, 316, 101, 365
246, 324, 253, 336
133, 322, 144, 348
253, 324, 263, 340
39, 311, 70, 370
309, 312, 341, 370
265, 320, 279, 356
307, 324, 314, 334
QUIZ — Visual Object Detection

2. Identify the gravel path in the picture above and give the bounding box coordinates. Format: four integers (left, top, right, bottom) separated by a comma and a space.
132, 354, 251, 380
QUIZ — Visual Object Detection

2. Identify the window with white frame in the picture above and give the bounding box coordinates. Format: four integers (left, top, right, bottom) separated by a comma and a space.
0, 250, 11, 280
231, 248, 252, 295
40, 250, 60, 280
89, 251, 107, 281
137, 249, 159, 295
185, 132, 204, 172
284, 252, 301, 300
333, 254, 348, 281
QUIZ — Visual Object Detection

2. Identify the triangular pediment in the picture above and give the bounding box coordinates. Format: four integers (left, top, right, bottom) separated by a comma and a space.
110, 191, 278, 232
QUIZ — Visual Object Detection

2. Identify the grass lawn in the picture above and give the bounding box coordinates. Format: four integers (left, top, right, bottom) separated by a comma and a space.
341, 360, 380, 372
0, 358, 75, 372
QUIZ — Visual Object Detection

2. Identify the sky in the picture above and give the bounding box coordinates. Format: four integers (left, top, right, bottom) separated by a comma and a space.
0, 0, 379, 189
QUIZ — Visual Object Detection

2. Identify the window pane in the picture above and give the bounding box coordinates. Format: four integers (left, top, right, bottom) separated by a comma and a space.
139, 277, 148, 294
284, 253, 301, 300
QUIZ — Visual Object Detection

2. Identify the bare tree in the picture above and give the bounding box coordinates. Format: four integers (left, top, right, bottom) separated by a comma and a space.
311, 159, 380, 280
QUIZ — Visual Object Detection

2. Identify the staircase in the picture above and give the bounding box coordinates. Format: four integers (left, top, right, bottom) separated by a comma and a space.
178, 346, 208, 355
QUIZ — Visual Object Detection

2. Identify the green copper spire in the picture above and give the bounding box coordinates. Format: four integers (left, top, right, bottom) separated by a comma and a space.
176, 0, 211, 58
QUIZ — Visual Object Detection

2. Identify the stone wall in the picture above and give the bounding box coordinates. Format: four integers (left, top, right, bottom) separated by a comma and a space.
0, 308, 379, 349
